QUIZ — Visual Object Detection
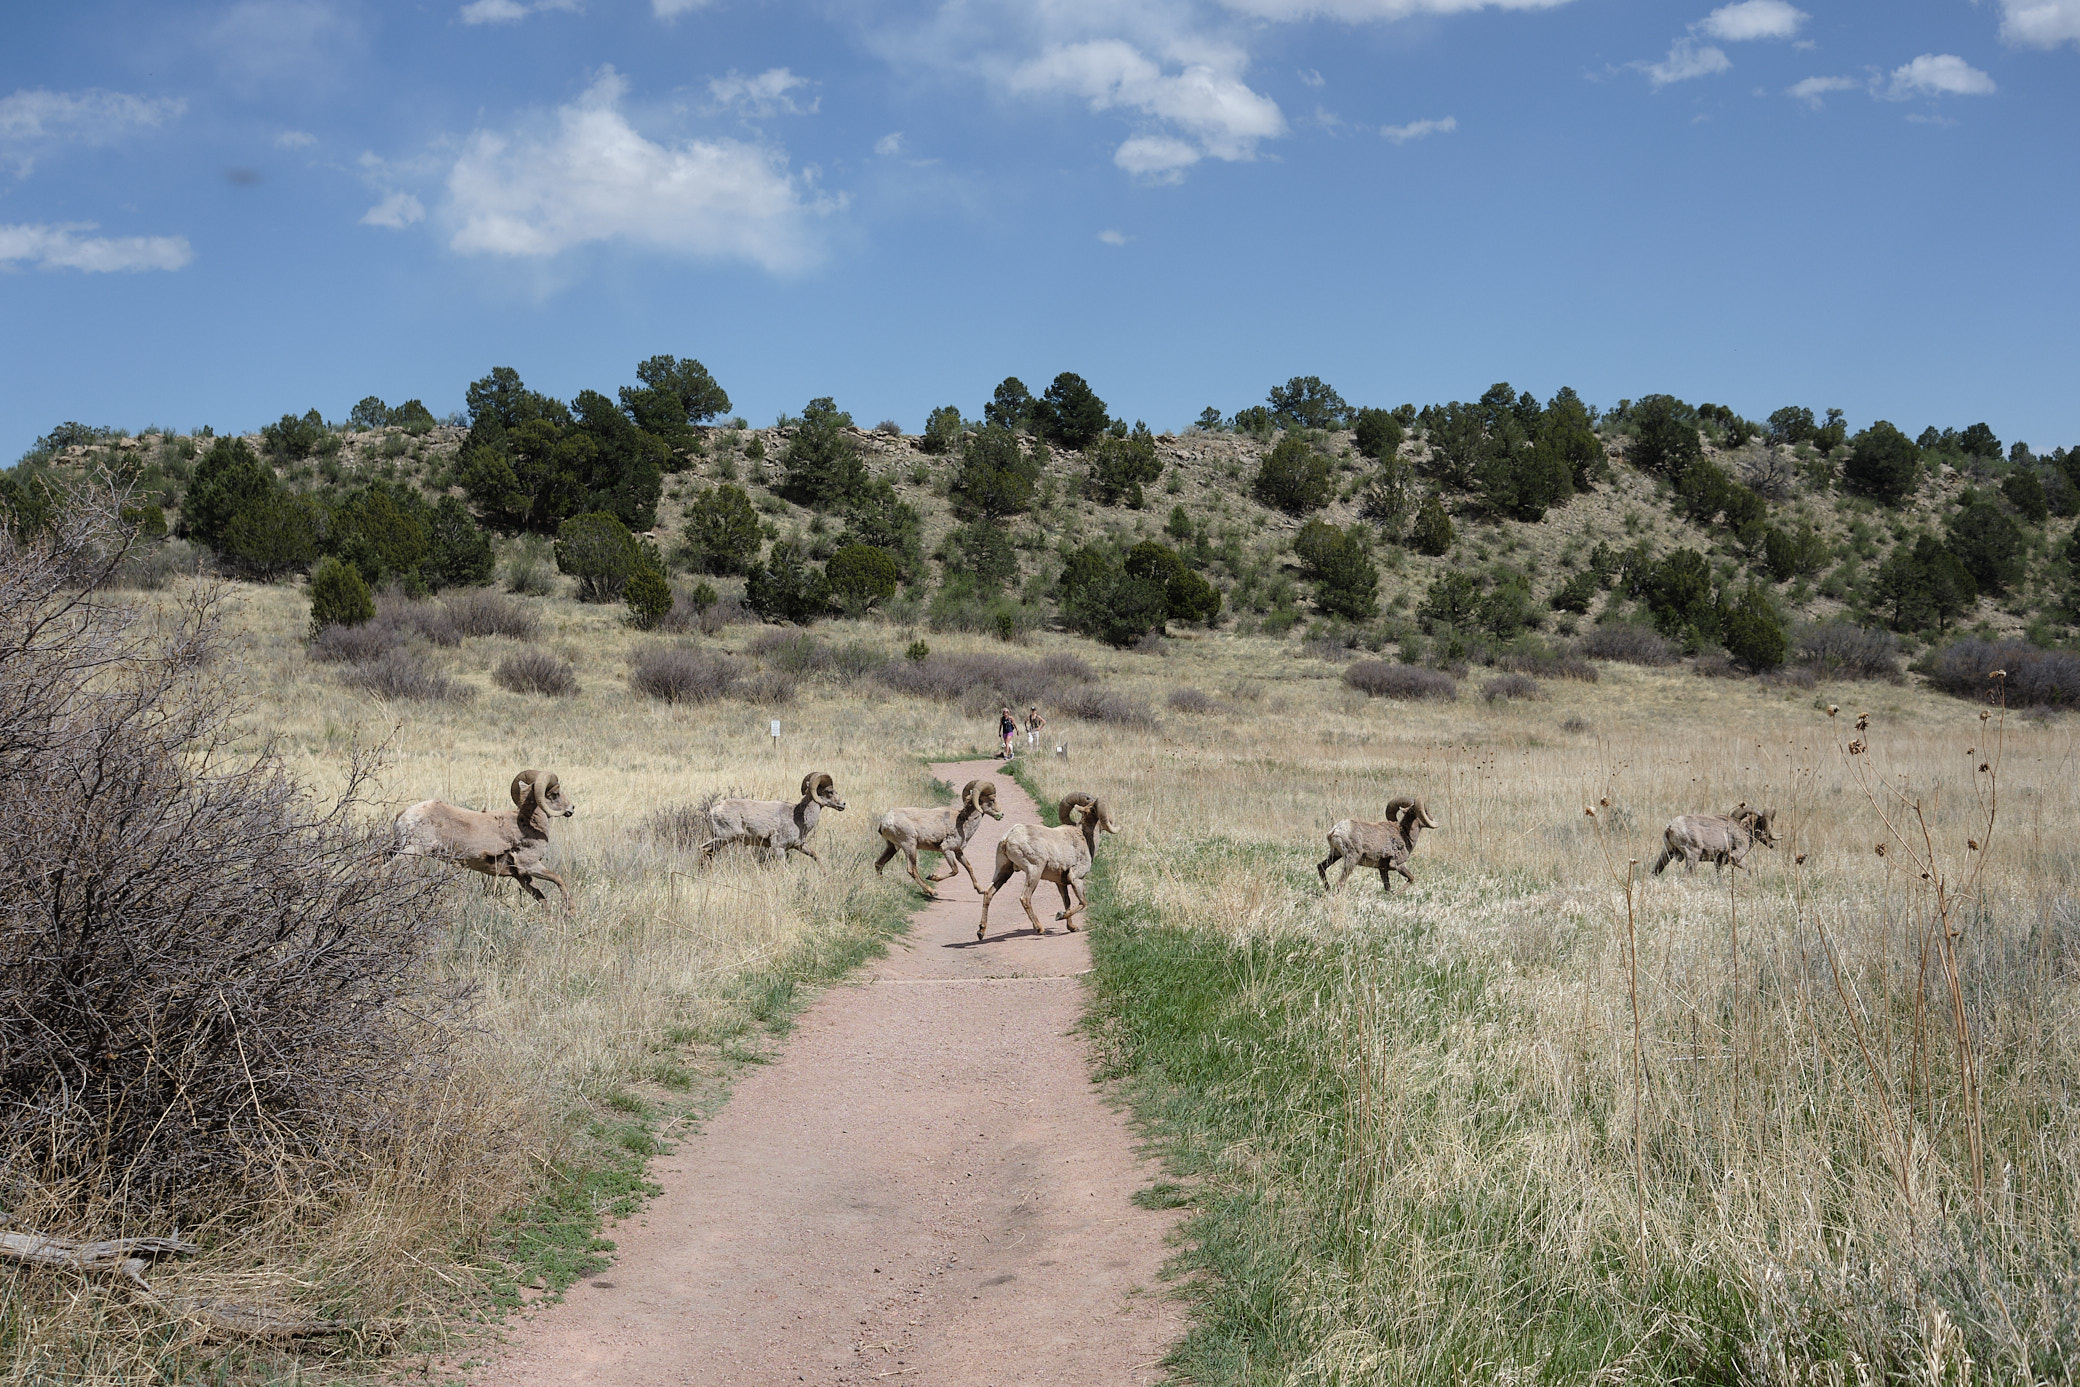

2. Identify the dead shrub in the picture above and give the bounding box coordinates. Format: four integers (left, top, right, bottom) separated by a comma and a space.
442, 588, 540, 641
1498, 643, 1599, 682
0, 499, 459, 1216
1577, 624, 1678, 666
629, 645, 743, 704
1053, 684, 1157, 728
308, 619, 403, 664
1344, 661, 1458, 701
1169, 686, 1216, 714
1793, 622, 1901, 682
1692, 651, 1741, 679
341, 648, 475, 702
493, 648, 577, 697
1481, 673, 1545, 703
1926, 638, 2080, 708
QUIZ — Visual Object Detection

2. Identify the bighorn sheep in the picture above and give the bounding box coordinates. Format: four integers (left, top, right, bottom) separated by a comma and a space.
1318, 797, 1437, 894
699, 772, 846, 863
977, 792, 1115, 940
393, 769, 576, 909
874, 778, 1004, 897
1652, 807, 1776, 875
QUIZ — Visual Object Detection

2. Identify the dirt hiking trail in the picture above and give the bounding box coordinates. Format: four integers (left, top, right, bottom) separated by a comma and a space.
477, 760, 1183, 1386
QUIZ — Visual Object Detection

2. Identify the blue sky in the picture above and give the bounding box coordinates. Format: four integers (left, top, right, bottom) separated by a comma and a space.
4, 0, 2077, 460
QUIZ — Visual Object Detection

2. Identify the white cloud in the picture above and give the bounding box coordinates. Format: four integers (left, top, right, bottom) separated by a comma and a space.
1885, 54, 1996, 98
1699, 0, 1805, 42
274, 129, 316, 148
652, 0, 708, 16
1097, 228, 1129, 245
707, 68, 816, 117
0, 88, 185, 175
459, 0, 579, 24
361, 191, 425, 227
1998, 0, 2080, 48
1787, 74, 1860, 106
873, 131, 904, 156
444, 67, 834, 271
1380, 114, 1455, 142
1011, 39, 1286, 177
1298, 67, 1325, 86
1644, 36, 1732, 85
0, 222, 192, 272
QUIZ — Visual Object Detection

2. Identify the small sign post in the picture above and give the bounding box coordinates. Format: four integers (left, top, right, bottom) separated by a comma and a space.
770, 719, 781, 750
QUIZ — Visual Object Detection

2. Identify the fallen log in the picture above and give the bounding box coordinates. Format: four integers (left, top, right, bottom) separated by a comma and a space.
0, 1230, 348, 1339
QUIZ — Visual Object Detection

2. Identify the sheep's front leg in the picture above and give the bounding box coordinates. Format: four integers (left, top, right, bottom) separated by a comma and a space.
1054, 874, 1087, 930
978, 860, 1016, 940
1395, 862, 1416, 886
902, 845, 939, 897
1018, 869, 1046, 934
1378, 861, 1394, 893
530, 868, 572, 911
792, 842, 821, 863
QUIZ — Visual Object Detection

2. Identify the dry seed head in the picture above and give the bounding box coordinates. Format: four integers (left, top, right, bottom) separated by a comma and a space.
1795, 852, 1807, 865
1826, 705, 1839, 717
1874, 842, 1886, 856
1968, 840, 1980, 851
1855, 714, 1869, 731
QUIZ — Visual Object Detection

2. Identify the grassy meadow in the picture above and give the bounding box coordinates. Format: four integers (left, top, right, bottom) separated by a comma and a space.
9, 569, 2079, 1385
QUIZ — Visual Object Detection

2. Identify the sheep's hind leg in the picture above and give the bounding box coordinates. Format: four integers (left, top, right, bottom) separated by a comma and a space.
1317, 848, 1341, 892
1054, 878, 1086, 931
1019, 871, 1046, 935
874, 842, 898, 875
902, 846, 939, 897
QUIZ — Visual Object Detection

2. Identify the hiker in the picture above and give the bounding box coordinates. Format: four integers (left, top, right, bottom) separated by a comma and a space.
1025, 704, 1045, 750
998, 706, 1018, 759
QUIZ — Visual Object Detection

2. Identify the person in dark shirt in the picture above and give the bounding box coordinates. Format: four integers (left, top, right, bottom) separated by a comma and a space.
998, 706, 1017, 759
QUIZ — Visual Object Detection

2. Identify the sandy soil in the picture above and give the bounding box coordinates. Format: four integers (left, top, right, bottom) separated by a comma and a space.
473, 759, 1183, 1386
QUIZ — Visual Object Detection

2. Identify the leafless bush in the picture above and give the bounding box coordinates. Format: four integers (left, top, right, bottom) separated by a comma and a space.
1577, 624, 1678, 666
1041, 652, 1096, 684
1169, 686, 1216, 714
377, 587, 460, 647
740, 670, 798, 704
1053, 684, 1158, 728
308, 619, 404, 664
1560, 715, 1592, 733
639, 802, 711, 852
493, 648, 577, 697
341, 647, 476, 702
1497, 645, 1599, 682
747, 629, 885, 683
1481, 673, 1546, 703
1133, 630, 1168, 655
1927, 638, 2080, 708
874, 419, 903, 436
106, 538, 202, 591
1301, 635, 1353, 662
1794, 622, 1901, 682
1343, 661, 1458, 701
0, 500, 457, 1215
442, 588, 540, 641
629, 645, 744, 704
1692, 650, 1740, 679
1764, 664, 1820, 690
697, 592, 752, 636
502, 535, 557, 596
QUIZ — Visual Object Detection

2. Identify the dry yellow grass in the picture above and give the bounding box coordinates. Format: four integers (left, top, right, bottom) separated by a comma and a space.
9, 575, 2073, 1382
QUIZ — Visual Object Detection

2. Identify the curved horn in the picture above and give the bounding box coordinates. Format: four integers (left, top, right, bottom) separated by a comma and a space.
1383, 796, 1417, 819
815, 772, 836, 796
801, 772, 817, 797
1056, 792, 1095, 825
975, 780, 998, 803
1413, 799, 1437, 829
961, 779, 981, 806
511, 769, 539, 805
543, 772, 560, 795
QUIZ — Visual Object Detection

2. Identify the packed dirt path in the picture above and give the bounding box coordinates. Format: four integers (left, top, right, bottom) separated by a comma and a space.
476, 760, 1183, 1386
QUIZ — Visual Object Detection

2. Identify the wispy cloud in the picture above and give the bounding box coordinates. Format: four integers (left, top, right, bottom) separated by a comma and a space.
360, 191, 425, 228
274, 129, 316, 149
707, 68, 816, 117
1787, 74, 1860, 107
1009, 39, 1286, 182
207, 1, 358, 85
1097, 228, 1130, 245
651, 0, 709, 17
1884, 54, 1996, 99
1297, 68, 1325, 87
0, 222, 192, 272
0, 88, 185, 176
444, 67, 836, 271
1380, 114, 1456, 142
1997, 0, 2080, 49
1642, 37, 1731, 87
1219, 0, 1574, 18
459, 0, 579, 24
873, 131, 904, 156
1699, 0, 1805, 42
